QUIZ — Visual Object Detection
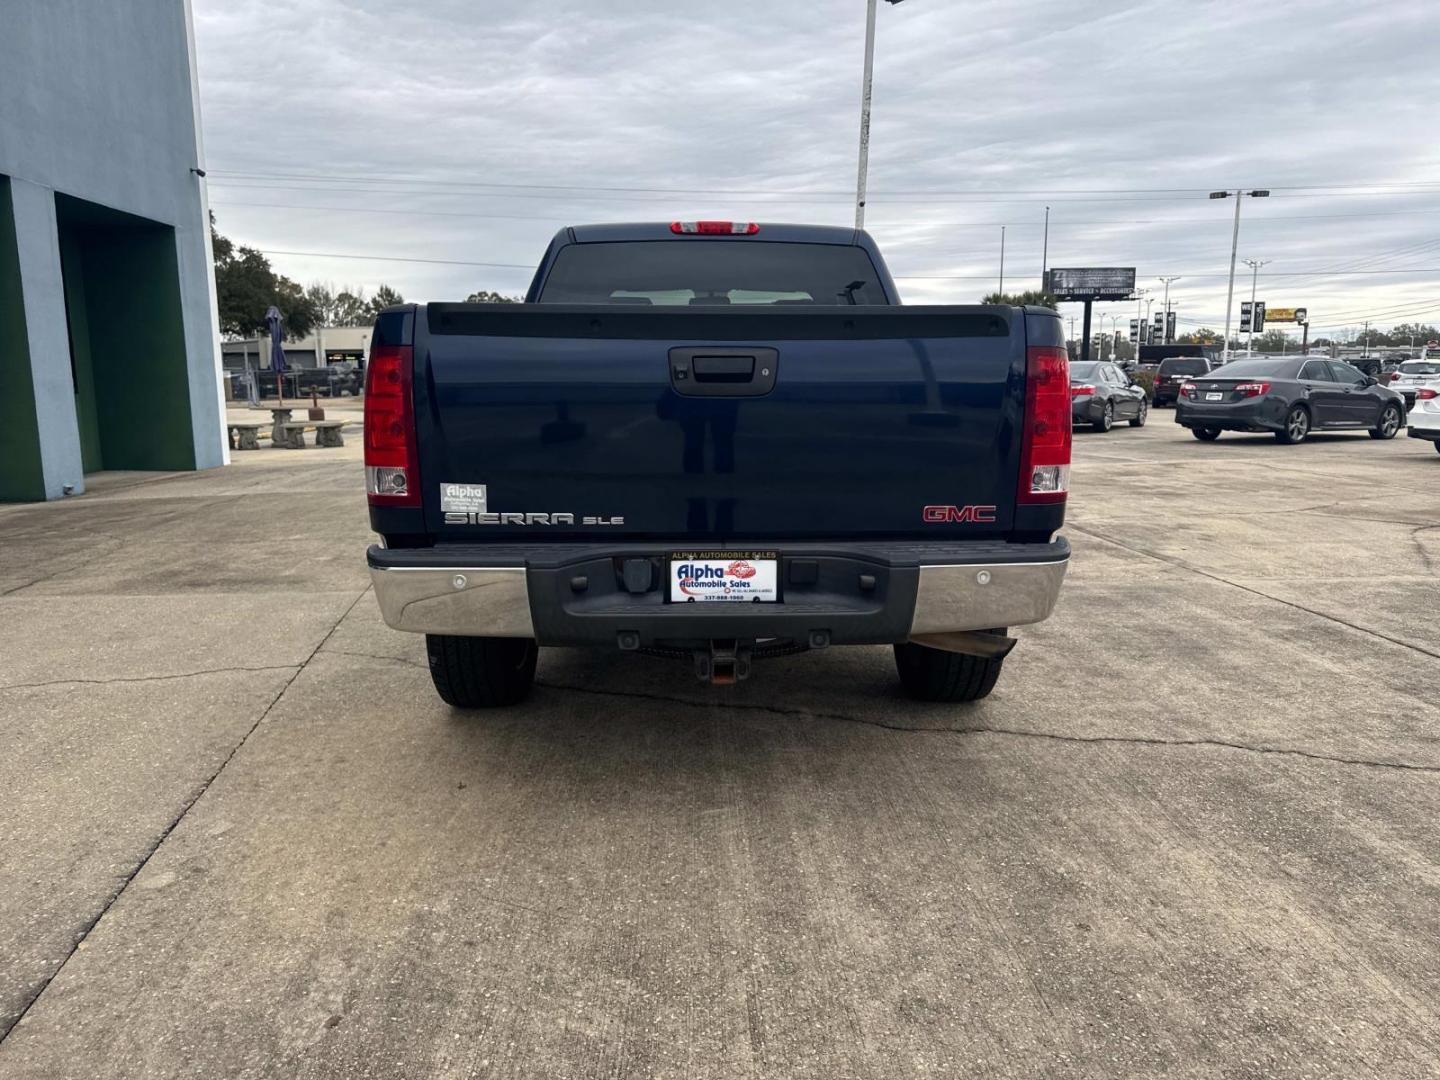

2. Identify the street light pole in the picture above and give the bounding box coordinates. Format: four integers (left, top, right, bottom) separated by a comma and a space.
853, 0, 905, 229
1222, 193, 1242, 357
1211, 188, 1270, 360
998, 225, 1005, 296
854, 0, 878, 228
1243, 258, 1269, 356
1157, 276, 1180, 344
1040, 205, 1050, 292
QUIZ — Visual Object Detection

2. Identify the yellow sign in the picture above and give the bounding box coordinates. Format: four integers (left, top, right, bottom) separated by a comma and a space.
1265, 308, 1299, 322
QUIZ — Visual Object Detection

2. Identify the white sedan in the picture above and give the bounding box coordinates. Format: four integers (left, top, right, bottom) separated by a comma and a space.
1408, 385, 1440, 455
1388, 360, 1440, 411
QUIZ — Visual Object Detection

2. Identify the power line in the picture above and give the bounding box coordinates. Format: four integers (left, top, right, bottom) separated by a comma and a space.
257, 248, 534, 269
206, 169, 1440, 198
207, 178, 1440, 207
211, 199, 1440, 230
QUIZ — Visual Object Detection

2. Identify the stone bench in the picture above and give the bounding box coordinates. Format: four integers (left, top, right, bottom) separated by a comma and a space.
227, 422, 265, 451
276, 420, 348, 449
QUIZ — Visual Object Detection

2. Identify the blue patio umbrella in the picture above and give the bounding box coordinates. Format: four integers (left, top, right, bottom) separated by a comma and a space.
265, 305, 287, 405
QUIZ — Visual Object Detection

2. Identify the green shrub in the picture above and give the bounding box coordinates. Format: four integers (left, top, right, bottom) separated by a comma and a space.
1130, 369, 1158, 401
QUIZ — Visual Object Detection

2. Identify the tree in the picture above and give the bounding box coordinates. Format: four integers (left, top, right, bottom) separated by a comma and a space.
1177, 328, 1221, 344
1249, 329, 1294, 353
211, 216, 319, 339
981, 289, 1057, 308
370, 285, 405, 316
1389, 323, 1440, 347
465, 289, 522, 304
332, 289, 372, 326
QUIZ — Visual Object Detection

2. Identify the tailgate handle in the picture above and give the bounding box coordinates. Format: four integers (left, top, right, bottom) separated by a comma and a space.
669, 347, 778, 397
693, 355, 755, 381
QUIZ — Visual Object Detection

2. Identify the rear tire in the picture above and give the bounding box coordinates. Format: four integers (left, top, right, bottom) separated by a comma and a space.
894, 641, 1004, 703
426, 635, 537, 708
1093, 402, 1114, 433
1129, 399, 1148, 427
1369, 403, 1402, 440
1192, 426, 1222, 441
1276, 405, 1310, 444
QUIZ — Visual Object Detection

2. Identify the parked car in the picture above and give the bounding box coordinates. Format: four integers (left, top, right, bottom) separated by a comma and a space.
364, 221, 1073, 706
1386, 359, 1440, 412
1176, 356, 1406, 444
249, 366, 356, 398
1407, 387, 1440, 455
327, 361, 362, 396
1151, 356, 1212, 406
1070, 360, 1148, 431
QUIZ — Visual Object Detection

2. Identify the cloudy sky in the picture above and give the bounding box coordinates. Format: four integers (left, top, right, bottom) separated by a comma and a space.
193, 0, 1439, 341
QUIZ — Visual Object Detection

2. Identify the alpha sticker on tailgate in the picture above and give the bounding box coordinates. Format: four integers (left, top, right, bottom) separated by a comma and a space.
440, 483, 488, 514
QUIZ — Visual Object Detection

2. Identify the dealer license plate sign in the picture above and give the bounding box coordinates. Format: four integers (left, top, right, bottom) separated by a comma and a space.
669, 551, 779, 603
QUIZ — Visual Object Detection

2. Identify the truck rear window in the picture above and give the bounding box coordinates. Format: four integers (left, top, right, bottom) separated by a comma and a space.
537, 241, 889, 305
1158, 357, 1209, 376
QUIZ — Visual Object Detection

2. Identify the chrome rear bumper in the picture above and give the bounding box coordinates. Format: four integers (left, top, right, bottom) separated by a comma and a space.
369, 547, 1068, 643
370, 566, 534, 637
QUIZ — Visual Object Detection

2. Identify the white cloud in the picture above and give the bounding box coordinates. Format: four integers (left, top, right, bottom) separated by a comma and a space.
194, 0, 1440, 335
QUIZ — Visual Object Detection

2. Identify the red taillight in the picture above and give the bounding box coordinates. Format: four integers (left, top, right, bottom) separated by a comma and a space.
1234, 382, 1271, 397
1419, 388, 1439, 400
1071, 384, 1096, 396
1180, 382, 1196, 397
670, 221, 760, 235
1019, 345, 1071, 505
364, 344, 418, 507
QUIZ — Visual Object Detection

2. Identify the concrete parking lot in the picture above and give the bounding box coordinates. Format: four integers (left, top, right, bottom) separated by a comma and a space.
1, 417, 1438, 1079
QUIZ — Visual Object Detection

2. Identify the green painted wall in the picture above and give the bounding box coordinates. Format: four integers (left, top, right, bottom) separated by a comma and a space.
58, 229, 103, 471
56, 200, 195, 473
0, 178, 47, 502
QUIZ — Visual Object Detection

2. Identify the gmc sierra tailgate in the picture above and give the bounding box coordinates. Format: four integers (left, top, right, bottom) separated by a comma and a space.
416, 304, 1031, 543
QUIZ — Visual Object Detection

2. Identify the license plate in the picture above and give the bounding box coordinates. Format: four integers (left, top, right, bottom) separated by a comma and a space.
669, 551, 779, 603
1205, 392, 1223, 401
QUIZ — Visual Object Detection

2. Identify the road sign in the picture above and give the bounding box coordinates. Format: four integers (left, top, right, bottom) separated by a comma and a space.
1046, 267, 1137, 302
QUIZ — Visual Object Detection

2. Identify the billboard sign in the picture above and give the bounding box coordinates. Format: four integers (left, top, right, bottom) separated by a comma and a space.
1240, 301, 1266, 333
1129, 319, 1140, 343
1046, 267, 1137, 301
1262, 307, 1307, 324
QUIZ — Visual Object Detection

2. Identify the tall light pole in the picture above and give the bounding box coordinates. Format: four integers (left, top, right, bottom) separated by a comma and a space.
1102, 313, 1119, 359
1040, 205, 1050, 292
1134, 287, 1149, 353
1157, 276, 1181, 344
998, 225, 1005, 296
1210, 189, 1270, 358
854, 0, 906, 229
1242, 258, 1269, 355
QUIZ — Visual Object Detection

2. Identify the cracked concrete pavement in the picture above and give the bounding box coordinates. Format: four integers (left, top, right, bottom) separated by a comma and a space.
1, 418, 1438, 1078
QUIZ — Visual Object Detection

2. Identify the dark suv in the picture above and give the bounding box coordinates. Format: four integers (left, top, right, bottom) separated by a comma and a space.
1152, 356, 1211, 406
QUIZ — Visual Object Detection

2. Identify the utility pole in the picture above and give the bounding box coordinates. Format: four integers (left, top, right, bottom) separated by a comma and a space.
1134, 288, 1149, 354
854, 0, 906, 229
1243, 258, 1269, 355
1362, 321, 1370, 359
1040, 205, 1050, 293
1157, 276, 1181, 344
1211, 189, 1270, 359
998, 225, 1005, 297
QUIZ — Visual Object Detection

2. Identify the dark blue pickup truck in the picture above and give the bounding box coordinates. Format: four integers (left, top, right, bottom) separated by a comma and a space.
364, 221, 1071, 706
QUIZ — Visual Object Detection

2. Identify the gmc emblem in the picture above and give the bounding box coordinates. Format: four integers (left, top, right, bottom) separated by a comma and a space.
923, 504, 997, 523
